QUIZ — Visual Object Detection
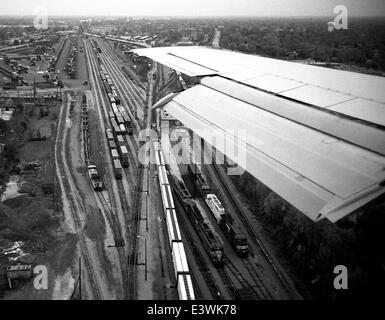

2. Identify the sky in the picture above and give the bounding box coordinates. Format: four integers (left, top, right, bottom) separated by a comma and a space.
0, 0, 384, 17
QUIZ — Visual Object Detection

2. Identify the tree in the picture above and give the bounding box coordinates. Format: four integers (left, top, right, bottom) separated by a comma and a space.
15, 102, 24, 113
0, 119, 8, 135
20, 121, 27, 131
4, 143, 17, 161
5, 98, 13, 110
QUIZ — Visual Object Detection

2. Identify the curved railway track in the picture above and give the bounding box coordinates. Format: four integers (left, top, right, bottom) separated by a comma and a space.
87, 38, 149, 300
175, 199, 224, 300
127, 165, 144, 299
222, 258, 260, 298
216, 266, 237, 299
240, 258, 273, 299
210, 159, 297, 299
97, 45, 143, 136
95, 190, 123, 243
55, 93, 104, 300
100, 41, 146, 106
84, 38, 136, 299
99, 42, 145, 110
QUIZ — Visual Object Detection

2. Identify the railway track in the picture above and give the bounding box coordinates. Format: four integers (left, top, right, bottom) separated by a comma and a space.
87, 45, 139, 179
210, 159, 297, 299
90, 39, 143, 299
240, 258, 273, 299
97, 36, 289, 301
98, 41, 145, 110
95, 187, 131, 300
175, 200, 224, 300
216, 266, 237, 299
157, 73, 179, 98
103, 59, 143, 120
152, 63, 163, 102
127, 96, 149, 300
222, 258, 261, 299
87, 37, 149, 300
116, 177, 133, 232
98, 43, 149, 133
95, 190, 124, 244
55, 93, 104, 300
128, 166, 144, 299
121, 64, 148, 92
84, 38, 135, 299
124, 136, 139, 171
97, 44, 143, 135
100, 41, 146, 106
85, 42, 129, 212
81, 82, 125, 246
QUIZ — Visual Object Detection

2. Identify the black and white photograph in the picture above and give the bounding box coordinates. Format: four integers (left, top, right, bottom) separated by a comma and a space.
0, 0, 384, 310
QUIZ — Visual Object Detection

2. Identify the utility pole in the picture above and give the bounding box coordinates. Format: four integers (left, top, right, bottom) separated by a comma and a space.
145, 188, 148, 232
53, 149, 57, 211
33, 78, 36, 102
147, 161, 150, 195
193, 162, 197, 199
144, 237, 147, 281
78, 257, 82, 300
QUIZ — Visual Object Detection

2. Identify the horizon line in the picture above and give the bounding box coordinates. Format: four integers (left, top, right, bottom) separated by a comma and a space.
1, 14, 385, 18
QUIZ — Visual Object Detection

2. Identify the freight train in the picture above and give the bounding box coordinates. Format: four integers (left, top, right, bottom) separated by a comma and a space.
90, 48, 137, 180
206, 194, 248, 257
113, 159, 122, 179
185, 199, 224, 267
88, 165, 103, 190
170, 174, 192, 205
105, 127, 126, 179
169, 175, 224, 267
117, 106, 133, 135
154, 141, 195, 300
187, 164, 211, 195
188, 165, 249, 257
97, 56, 133, 136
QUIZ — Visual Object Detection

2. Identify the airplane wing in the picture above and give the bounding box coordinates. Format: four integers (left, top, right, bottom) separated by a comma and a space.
133, 46, 385, 222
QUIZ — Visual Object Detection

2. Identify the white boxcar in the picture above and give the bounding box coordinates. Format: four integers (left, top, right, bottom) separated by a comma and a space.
154, 149, 165, 167
111, 148, 119, 160
119, 124, 126, 134
112, 103, 118, 114
177, 274, 195, 300
119, 145, 129, 167
172, 242, 189, 279
205, 194, 226, 224
165, 209, 182, 246
158, 165, 169, 186
160, 184, 175, 210
116, 135, 125, 146
154, 150, 161, 166
157, 150, 166, 166
106, 128, 114, 141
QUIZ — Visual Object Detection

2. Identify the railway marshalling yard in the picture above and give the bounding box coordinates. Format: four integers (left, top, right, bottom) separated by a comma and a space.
0, 34, 303, 300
